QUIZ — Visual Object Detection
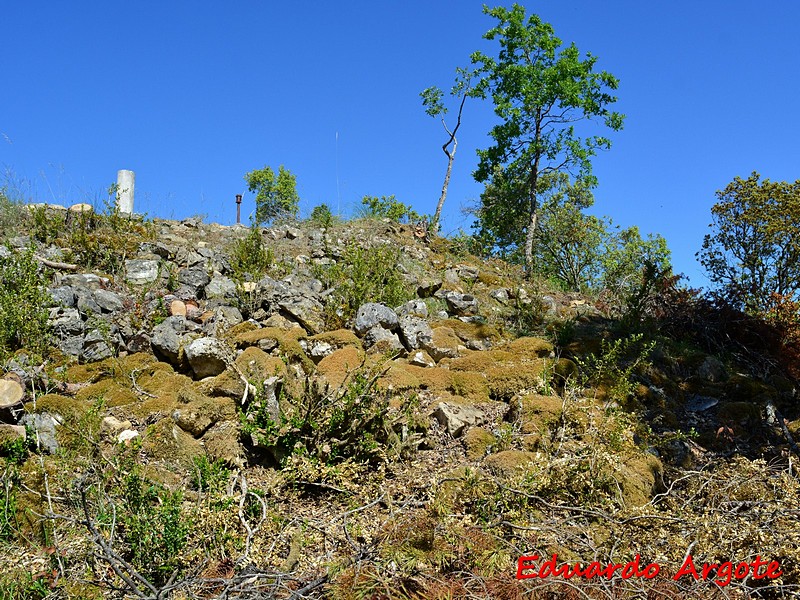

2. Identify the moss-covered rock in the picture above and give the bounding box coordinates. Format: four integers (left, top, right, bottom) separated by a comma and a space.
141, 417, 204, 468
75, 379, 138, 407
484, 449, 538, 477
507, 393, 563, 436
464, 427, 496, 461
25, 394, 90, 420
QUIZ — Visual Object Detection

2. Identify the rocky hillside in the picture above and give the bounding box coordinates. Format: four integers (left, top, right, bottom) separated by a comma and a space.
0, 204, 799, 599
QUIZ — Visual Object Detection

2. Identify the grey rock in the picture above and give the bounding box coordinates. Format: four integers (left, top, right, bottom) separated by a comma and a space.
363, 326, 405, 353
408, 350, 436, 368
279, 296, 325, 334
490, 288, 509, 305
151, 316, 187, 364
397, 315, 433, 350
60, 273, 109, 290
59, 335, 85, 357
433, 402, 484, 437
205, 275, 237, 299
395, 299, 428, 319
139, 241, 173, 259
93, 289, 124, 313
49, 286, 76, 308
126, 332, 151, 353
445, 292, 479, 316
443, 269, 461, 286
49, 307, 84, 336
81, 329, 114, 363
308, 340, 334, 362
185, 337, 230, 378
285, 226, 302, 240
685, 394, 719, 412
697, 356, 727, 383
178, 268, 210, 294
76, 289, 102, 314
125, 259, 160, 285
456, 265, 480, 282
20, 413, 60, 454
354, 303, 398, 336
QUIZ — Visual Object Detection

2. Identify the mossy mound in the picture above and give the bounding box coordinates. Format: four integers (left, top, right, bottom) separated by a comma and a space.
316, 346, 366, 389
464, 427, 496, 461
507, 393, 563, 436
172, 392, 237, 437
308, 328, 363, 350
25, 394, 90, 420
234, 326, 313, 372
483, 449, 538, 477
141, 417, 204, 468
615, 453, 663, 508
236, 347, 287, 381
75, 379, 138, 407
431, 319, 501, 344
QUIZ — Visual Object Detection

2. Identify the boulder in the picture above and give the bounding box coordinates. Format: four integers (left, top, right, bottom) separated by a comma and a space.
49, 286, 76, 308
278, 296, 325, 334
19, 413, 60, 454
185, 337, 230, 378
354, 303, 398, 336
205, 275, 237, 299
421, 326, 462, 361
93, 289, 124, 313
363, 326, 405, 354
178, 268, 210, 295
395, 299, 428, 319
445, 292, 479, 316
433, 402, 484, 437
151, 316, 187, 365
125, 259, 161, 285
397, 315, 433, 351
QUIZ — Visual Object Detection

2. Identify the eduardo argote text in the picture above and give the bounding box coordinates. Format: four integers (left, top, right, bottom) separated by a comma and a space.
516, 553, 783, 587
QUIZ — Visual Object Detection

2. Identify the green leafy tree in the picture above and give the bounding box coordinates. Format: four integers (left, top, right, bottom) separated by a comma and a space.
358, 195, 421, 223
0, 247, 50, 358
535, 175, 606, 291
421, 68, 473, 232
600, 224, 671, 301
471, 3, 624, 275
698, 172, 800, 313
244, 165, 300, 225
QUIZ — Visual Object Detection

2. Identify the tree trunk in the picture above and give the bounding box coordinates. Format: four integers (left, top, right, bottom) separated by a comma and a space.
432, 141, 456, 233
524, 166, 540, 276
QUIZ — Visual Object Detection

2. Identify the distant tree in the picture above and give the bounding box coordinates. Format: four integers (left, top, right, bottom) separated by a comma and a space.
471, 3, 624, 275
244, 165, 299, 225
358, 195, 420, 223
421, 68, 473, 233
698, 172, 800, 313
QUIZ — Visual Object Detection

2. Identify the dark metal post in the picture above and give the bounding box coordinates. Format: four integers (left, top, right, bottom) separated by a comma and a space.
236, 194, 242, 224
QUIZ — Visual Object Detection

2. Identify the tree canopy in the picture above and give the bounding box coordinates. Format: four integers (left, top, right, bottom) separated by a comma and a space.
245, 165, 300, 225
698, 172, 800, 313
470, 3, 624, 274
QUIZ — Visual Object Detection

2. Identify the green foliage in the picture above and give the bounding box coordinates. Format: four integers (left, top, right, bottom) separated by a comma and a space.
242, 367, 397, 468
358, 195, 421, 224
314, 243, 412, 328
0, 465, 21, 542
698, 172, 800, 313
0, 188, 26, 240
471, 3, 624, 272
310, 203, 335, 228
230, 224, 274, 281
578, 333, 655, 404
117, 469, 189, 585
0, 572, 52, 600
245, 165, 300, 225
0, 247, 50, 359
191, 455, 231, 495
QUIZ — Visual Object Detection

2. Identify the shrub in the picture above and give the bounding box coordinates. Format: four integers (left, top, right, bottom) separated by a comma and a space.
313, 243, 412, 328
0, 247, 50, 359
310, 203, 335, 228
358, 195, 422, 223
230, 225, 274, 281
245, 165, 300, 225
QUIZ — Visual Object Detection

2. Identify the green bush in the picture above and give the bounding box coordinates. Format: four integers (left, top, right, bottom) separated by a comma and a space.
0, 247, 50, 359
313, 243, 412, 328
358, 195, 422, 223
310, 203, 335, 228
245, 165, 300, 225
230, 225, 274, 281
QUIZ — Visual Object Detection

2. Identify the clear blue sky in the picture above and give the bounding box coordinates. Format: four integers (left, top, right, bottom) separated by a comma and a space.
3, 1, 800, 286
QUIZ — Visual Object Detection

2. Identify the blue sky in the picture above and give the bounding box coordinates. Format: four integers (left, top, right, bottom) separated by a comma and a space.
3, 1, 800, 286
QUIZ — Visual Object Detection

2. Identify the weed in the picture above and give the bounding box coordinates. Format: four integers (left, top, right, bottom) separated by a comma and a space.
313, 243, 412, 328
230, 224, 274, 282
0, 247, 50, 360
578, 333, 655, 404
191, 454, 231, 495
310, 203, 336, 228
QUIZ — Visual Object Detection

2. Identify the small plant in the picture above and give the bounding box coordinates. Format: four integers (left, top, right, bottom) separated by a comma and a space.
310, 203, 335, 228
230, 224, 274, 281
358, 195, 422, 223
578, 333, 655, 404
191, 454, 231, 495
314, 242, 412, 328
0, 247, 51, 359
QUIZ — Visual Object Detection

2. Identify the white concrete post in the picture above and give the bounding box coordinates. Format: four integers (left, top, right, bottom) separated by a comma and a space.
116, 170, 135, 214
